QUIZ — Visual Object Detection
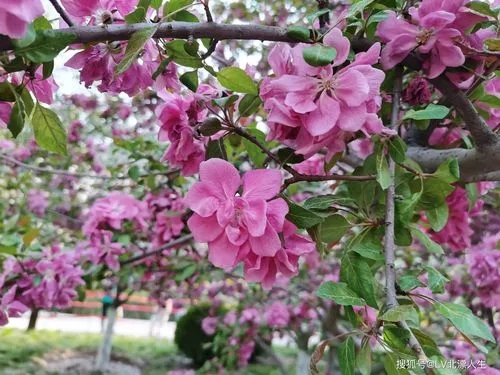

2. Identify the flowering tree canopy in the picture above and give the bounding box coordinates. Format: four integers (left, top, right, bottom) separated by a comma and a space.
1, 0, 500, 373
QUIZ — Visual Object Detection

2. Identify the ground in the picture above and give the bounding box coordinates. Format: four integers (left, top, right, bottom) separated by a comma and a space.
0, 328, 297, 374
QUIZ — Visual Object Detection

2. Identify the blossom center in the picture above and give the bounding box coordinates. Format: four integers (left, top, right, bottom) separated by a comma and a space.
416, 29, 433, 45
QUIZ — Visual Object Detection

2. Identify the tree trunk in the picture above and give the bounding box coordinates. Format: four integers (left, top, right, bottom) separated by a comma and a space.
296, 349, 310, 375
27, 309, 39, 331
95, 306, 117, 372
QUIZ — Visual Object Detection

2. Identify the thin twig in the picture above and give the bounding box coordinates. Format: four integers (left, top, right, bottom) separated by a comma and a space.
283, 173, 376, 188
48, 0, 74, 27
120, 234, 193, 266
0, 153, 179, 180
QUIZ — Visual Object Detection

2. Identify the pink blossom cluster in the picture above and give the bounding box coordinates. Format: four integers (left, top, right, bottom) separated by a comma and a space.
0, 0, 44, 38
60, 0, 136, 26
0, 140, 32, 161
428, 185, 486, 253
0, 245, 84, 325
156, 85, 220, 176
82, 192, 150, 270
200, 304, 267, 368
376, 0, 485, 78
479, 78, 500, 130
260, 29, 389, 159
186, 158, 315, 288
467, 232, 500, 309
145, 189, 185, 247
264, 301, 290, 328
27, 189, 49, 217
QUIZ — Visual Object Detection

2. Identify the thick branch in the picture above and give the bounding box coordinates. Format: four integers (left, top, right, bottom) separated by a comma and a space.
0, 22, 294, 51
429, 76, 498, 149
406, 144, 500, 182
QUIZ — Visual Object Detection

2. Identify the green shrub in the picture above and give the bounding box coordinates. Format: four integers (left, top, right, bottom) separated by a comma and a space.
174, 303, 218, 368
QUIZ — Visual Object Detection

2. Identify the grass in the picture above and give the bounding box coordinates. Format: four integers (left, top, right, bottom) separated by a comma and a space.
0, 329, 298, 374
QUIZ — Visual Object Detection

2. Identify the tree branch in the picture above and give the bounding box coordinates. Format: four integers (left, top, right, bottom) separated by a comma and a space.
428, 76, 498, 149
406, 144, 500, 182
48, 0, 74, 27
385, 67, 431, 369
0, 22, 294, 52
120, 234, 193, 266
0, 153, 179, 180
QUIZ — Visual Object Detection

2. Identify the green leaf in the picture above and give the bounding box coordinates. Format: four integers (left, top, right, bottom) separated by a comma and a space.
466, 183, 479, 211
425, 266, 448, 294
403, 104, 450, 121
479, 94, 500, 108
166, 40, 203, 68
205, 138, 227, 160
466, 1, 499, 17
380, 305, 417, 322
376, 154, 391, 189
183, 40, 199, 56
316, 281, 366, 306
8, 102, 25, 138
410, 227, 444, 255
242, 128, 267, 167
348, 0, 375, 18
383, 353, 411, 375
399, 274, 425, 292
356, 341, 372, 375
12, 24, 37, 48
485, 38, 500, 51
320, 214, 350, 243
30, 103, 67, 155
125, 7, 147, 23
433, 158, 460, 183
286, 202, 324, 229
15, 30, 76, 63
164, 0, 194, 17
436, 303, 496, 344
303, 195, 337, 211
338, 337, 356, 375
180, 70, 199, 91
425, 203, 449, 232
238, 94, 262, 117
42, 61, 54, 79
175, 264, 197, 281
306, 9, 330, 24
286, 26, 311, 42
303, 45, 337, 67
115, 25, 158, 75
340, 252, 378, 308
198, 118, 221, 136
388, 136, 407, 163
276, 147, 305, 164
128, 165, 140, 181
170, 10, 198, 22
217, 67, 258, 95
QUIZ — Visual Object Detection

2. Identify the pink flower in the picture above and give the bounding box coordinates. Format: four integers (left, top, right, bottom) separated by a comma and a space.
201, 316, 218, 335
467, 233, 500, 308
244, 221, 315, 289
27, 189, 49, 217
60, 0, 137, 25
376, 0, 482, 78
87, 231, 125, 271
223, 311, 237, 326
239, 308, 260, 325
0, 0, 44, 39
186, 158, 288, 271
429, 186, 483, 252
260, 30, 387, 159
403, 77, 432, 106
83, 192, 150, 237
0, 285, 28, 326
238, 340, 255, 366
264, 301, 290, 328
